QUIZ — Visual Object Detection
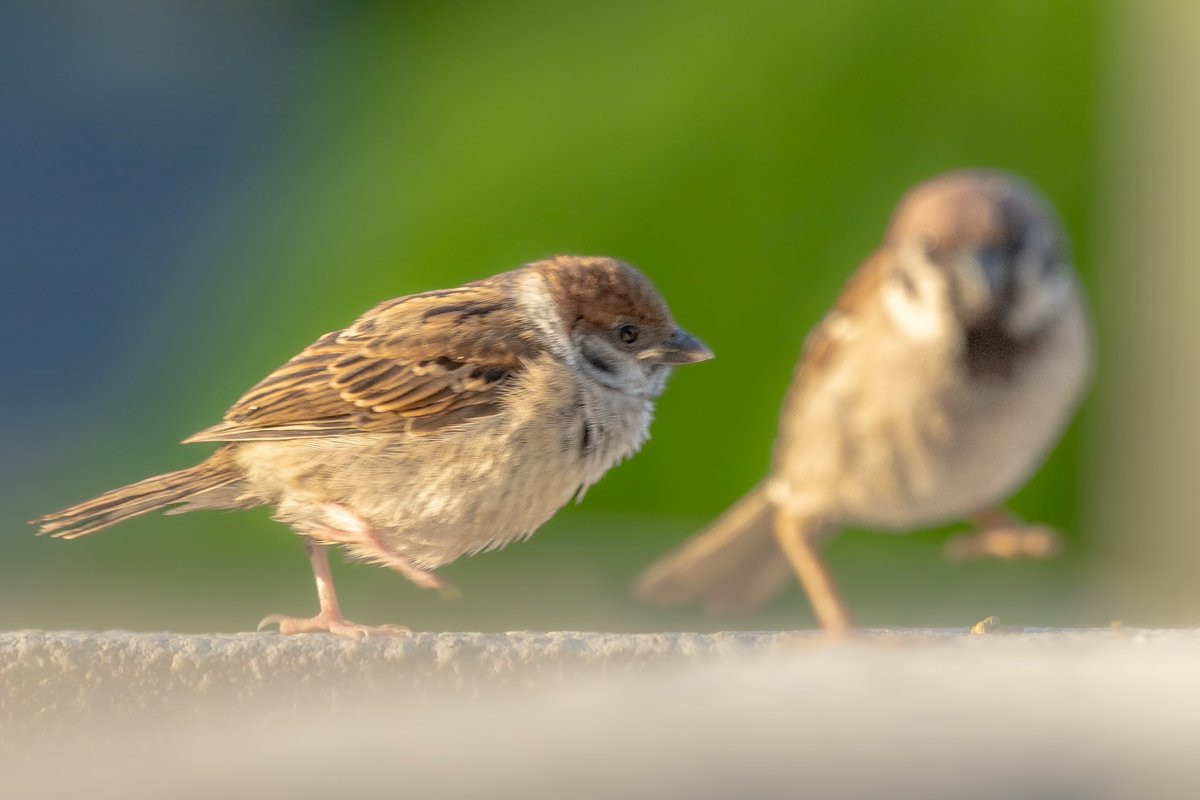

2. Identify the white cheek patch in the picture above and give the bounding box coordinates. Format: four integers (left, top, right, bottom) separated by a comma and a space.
1007, 268, 1073, 338
882, 274, 947, 340
515, 271, 574, 363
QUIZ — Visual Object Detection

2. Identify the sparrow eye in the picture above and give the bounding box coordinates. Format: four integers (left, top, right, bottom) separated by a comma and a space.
618, 324, 640, 344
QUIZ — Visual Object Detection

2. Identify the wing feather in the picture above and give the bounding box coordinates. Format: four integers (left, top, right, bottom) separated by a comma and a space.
185, 279, 542, 443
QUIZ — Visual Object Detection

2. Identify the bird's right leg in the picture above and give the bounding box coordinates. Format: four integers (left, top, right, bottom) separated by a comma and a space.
772, 510, 852, 635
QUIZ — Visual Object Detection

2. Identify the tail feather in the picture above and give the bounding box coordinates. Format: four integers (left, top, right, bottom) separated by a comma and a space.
33, 449, 244, 539
635, 484, 793, 614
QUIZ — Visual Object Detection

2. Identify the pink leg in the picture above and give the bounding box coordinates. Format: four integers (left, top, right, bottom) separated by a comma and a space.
257, 539, 411, 638
772, 510, 852, 636
943, 506, 1064, 563
313, 504, 459, 598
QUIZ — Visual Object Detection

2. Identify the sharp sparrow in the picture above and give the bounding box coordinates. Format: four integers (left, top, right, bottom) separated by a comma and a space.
37, 255, 712, 637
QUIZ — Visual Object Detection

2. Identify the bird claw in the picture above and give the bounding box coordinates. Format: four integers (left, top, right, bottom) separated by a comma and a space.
256, 612, 411, 638
944, 523, 1063, 563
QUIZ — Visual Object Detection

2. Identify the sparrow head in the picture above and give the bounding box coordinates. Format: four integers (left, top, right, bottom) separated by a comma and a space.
533, 255, 713, 397
881, 170, 1076, 344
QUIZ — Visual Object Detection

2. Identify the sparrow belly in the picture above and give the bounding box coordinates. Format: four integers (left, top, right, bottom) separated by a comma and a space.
232, 419, 582, 571
841, 309, 1090, 531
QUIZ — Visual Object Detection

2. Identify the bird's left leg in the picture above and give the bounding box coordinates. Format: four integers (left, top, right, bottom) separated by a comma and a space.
943, 506, 1063, 562
314, 504, 460, 598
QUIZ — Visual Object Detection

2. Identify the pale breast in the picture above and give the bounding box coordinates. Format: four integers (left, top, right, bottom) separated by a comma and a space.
839, 298, 1091, 530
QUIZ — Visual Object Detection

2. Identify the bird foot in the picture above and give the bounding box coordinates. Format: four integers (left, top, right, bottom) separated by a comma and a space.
944, 523, 1063, 562
257, 611, 411, 638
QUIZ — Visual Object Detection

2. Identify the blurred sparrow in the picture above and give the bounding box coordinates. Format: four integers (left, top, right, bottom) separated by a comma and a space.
35, 255, 712, 637
636, 171, 1092, 632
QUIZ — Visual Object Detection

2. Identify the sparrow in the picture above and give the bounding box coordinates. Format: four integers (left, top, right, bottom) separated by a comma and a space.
636, 170, 1093, 632
35, 255, 712, 637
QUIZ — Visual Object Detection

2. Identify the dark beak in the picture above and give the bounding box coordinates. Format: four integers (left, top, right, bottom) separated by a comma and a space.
638, 328, 714, 365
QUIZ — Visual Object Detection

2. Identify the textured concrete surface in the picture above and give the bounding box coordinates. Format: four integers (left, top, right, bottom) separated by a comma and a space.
4, 628, 1200, 798
2, 628, 791, 745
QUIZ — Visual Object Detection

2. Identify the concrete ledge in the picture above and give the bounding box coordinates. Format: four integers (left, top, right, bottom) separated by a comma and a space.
2, 629, 790, 708
2, 629, 799, 749
5, 628, 1200, 799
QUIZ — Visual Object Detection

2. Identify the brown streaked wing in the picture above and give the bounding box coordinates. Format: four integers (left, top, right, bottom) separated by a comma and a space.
793, 250, 886, 378
184, 279, 542, 442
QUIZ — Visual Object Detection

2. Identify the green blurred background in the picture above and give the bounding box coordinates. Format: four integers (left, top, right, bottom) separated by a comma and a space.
7, 1, 1187, 633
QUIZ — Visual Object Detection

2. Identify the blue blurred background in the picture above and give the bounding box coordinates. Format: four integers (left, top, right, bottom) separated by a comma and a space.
4, 1, 1191, 633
